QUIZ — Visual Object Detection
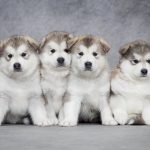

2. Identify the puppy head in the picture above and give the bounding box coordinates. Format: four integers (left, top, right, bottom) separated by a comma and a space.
119, 40, 150, 80
69, 35, 110, 78
39, 31, 73, 72
0, 35, 39, 78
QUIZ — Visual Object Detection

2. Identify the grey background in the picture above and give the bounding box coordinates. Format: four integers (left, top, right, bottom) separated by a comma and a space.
0, 1, 150, 150
0, 0, 150, 66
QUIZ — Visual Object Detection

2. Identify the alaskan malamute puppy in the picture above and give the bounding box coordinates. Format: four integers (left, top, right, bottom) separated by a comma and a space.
110, 40, 150, 125
59, 35, 117, 126
0, 35, 50, 126
39, 31, 72, 125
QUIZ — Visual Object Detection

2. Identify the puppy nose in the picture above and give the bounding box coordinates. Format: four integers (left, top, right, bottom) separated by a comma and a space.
85, 61, 92, 68
14, 63, 21, 70
57, 57, 65, 64
141, 68, 148, 75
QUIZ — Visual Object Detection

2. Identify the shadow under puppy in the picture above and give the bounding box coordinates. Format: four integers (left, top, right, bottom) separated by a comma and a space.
39, 31, 72, 125
110, 40, 150, 125
0, 35, 51, 126
59, 35, 117, 126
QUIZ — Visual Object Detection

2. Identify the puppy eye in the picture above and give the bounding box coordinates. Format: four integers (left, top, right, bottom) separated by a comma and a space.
93, 52, 98, 57
64, 49, 71, 54
131, 59, 139, 65
78, 52, 84, 56
51, 49, 56, 53
8, 54, 13, 59
147, 59, 150, 64
21, 52, 27, 57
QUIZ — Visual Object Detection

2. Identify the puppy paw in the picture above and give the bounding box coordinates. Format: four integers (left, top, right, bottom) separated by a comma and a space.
33, 118, 51, 126
102, 117, 118, 125
48, 117, 58, 125
113, 110, 128, 125
142, 110, 150, 125
58, 119, 77, 127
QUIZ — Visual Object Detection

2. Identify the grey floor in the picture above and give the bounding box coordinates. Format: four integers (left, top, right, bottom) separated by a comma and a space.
0, 124, 150, 150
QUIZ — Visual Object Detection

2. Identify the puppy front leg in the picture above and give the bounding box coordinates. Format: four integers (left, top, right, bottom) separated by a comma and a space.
59, 94, 81, 127
142, 103, 150, 125
29, 96, 50, 126
99, 95, 117, 125
110, 95, 128, 125
0, 97, 8, 125
46, 101, 58, 125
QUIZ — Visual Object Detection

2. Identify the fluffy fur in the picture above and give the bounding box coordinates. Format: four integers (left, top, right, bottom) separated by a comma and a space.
0, 35, 50, 126
110, 40, 150, 125
59, 35, 117, 126
39, 31, 72, 125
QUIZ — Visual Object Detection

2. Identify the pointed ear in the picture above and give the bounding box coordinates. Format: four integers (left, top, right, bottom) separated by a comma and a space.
99, 38, 110, 54
119, 43, 131, 55
67, 37, 79, 49
39, 36, 47, 51
24, 36, 39, 51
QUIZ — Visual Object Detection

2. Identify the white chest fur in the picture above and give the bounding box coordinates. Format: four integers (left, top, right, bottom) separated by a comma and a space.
68, 71, 110, 110
111, 75, 150, 114
0, 72, 41, 116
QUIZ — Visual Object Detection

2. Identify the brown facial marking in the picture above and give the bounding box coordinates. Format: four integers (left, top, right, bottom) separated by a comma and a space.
39, 31, 73, 53
119, 40, 150, 59
69, 35, 110, 55
0, 35, 39, 57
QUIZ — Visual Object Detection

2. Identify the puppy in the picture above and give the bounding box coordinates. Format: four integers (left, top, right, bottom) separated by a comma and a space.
39, 31, 72, 125
59, 35, 117, 126
0, 35, 50, 126
110, 40, 150, 125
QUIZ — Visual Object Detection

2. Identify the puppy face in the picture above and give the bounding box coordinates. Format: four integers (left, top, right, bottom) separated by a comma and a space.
39, 31, 72, 72
0, 36, 39, 78
69, 35, 110, 77
119, 40, 150, 79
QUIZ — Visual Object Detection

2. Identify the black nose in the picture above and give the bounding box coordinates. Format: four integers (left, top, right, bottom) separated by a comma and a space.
57, 57, 65, 65
85, 61, 92, 69
14, 63, 21, 70
141, 68, 148, 75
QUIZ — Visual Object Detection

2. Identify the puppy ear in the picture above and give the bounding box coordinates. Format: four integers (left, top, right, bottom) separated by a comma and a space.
99, 38, 110, 54
39, 36, 47, 51
24, 36, 39, 51
67, 37, 78, 49
119, 43, 131, 56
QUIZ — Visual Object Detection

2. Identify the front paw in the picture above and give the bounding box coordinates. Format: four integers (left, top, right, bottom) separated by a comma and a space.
33, 117, 51, 126
102, 117, 118, 125
48, 117, 58, 125
58, 119, 77, 127
142, 112, 150, 125
113, 110, 128, 125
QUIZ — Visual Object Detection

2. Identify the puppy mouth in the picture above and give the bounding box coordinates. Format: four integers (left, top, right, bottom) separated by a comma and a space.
140, 74, 147, 78
84, 67, 92, 71
13, 68, 22, 72
14, 70, 22, 73
56, 63, 66, 68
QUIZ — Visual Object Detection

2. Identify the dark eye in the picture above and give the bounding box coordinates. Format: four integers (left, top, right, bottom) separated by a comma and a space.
21, 52, 27, 57
78, 52, 84, 56
8, 54, 13, 58
51, 49, 55, 53
64, 49, 71, 54
147, 59, 150, 64
93, 52, 98, 57
131, 59, 139, 65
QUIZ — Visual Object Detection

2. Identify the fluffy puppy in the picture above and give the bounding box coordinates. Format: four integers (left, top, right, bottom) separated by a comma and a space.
59, 35, 117, 126
39, 31, 72, 125
0, 35, 50, 126
110, 40, 150, 125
